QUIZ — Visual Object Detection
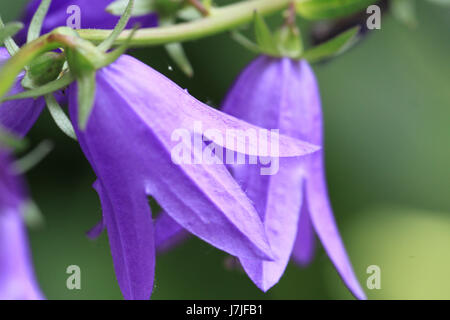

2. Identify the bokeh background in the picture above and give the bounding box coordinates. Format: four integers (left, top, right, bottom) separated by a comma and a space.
1, 0, 449, 300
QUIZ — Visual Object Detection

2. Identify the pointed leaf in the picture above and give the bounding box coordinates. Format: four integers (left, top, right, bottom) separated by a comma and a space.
164, 43, 194, 77
77, 70, 96, 130
0, 72, 74, 102
0, 22, 24, 43
230, 30, 261, 54
253, 11, 279, 56
0, 16, 20, 56
301, 26, 359, 63
296, 0, 377, 20
14, 140, 53, 174
27, 0, 52, 43
99, 0, 135, 52
44, 94, 77, 140
107, 0, 156, 16
0, 126, 27, 151
159, 18, 194, 77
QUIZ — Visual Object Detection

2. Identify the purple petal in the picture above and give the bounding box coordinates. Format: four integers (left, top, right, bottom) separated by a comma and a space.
289, 60, 366, 300
0, 150, 43, 300
222, 56, 365, 298
305, 153, 367, 300
68, 54, 317, 297
223, 57, 311, 291
0, 48, 45, 137
292, 192, 316, 267
18, 0, 158, 43
89, 176, 155, 300
154, 212, 189, 254
238, 160, 304, 291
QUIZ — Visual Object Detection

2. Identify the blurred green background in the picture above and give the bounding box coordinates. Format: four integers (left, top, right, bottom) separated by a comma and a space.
1, 0, 449, 300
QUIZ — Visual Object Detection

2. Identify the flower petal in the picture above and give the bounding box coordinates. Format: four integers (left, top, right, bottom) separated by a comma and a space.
306, 152, 366, 300
292, 192, 316, 266
154, 211, 189, 254
89, 177, 155, 300
238, 159, 304, 291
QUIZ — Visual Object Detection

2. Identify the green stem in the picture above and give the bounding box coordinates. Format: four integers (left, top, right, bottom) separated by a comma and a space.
77, 0, 292, 47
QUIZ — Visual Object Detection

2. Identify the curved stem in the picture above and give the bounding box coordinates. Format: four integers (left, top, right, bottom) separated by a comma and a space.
77, 0, 291, 47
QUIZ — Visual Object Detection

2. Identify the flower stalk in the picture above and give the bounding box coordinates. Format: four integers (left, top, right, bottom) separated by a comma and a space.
77, 0, 292, 46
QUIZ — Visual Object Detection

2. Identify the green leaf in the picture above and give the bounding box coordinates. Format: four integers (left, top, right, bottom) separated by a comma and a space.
0, 126, 28, 151
230, 30, 261, 54
27, 0, 52, 43
0, 22, 24, 43
301, 26, 359, 63
165, 42, 194, 77
0, 72, 74, 102
44, 94, 77, 140
107, 0, 156, 16
160, 18, 193, 77
14, 140, 53, 174
99, 0, 135, 52
22, 200, 45, 229
97, 26, 139, 69
274, 26, 304, 58
296, 0, 377, 20
77, 70, 96, 130
0, 16, 20, 56
253, 11, 278, 56
391, 0, 417, 28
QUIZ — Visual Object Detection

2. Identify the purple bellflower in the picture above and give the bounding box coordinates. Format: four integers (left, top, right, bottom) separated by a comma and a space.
68, 54, 319, 300
19, 0, 158, 43
0, 48, 45, 137
0, 148, 43, 300
221, 56, 366, 300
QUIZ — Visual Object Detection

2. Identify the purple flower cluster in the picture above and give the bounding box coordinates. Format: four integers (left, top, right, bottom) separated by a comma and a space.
0, 1, 366, 300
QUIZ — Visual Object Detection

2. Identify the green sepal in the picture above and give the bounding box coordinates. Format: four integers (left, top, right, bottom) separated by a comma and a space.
296, 0, 377, 20
0, 16, 20, 56
161, 17, 194, 77
66, 40, 105, 76
76, 69, 96, 130
44, 94, 77, 140
0, 126, 28, 151
0, 72, 74, 102
14, 140, 53, 174
99, 0, 135, 52
274, 26, 303, 59
0, 22, 24, 43
27, 0, 52, 43
253, 11, 278, 56
230, 30, 261, 54
301, 26, 359, 63
22, 200, 45, 229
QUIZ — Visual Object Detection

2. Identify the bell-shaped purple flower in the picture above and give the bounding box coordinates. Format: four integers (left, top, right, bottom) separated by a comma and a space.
0, 48, 45, 137
68, 54, 318, 300
0, 148, 43, 300
221, 56, 366, 300
19, 0, 158, 42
